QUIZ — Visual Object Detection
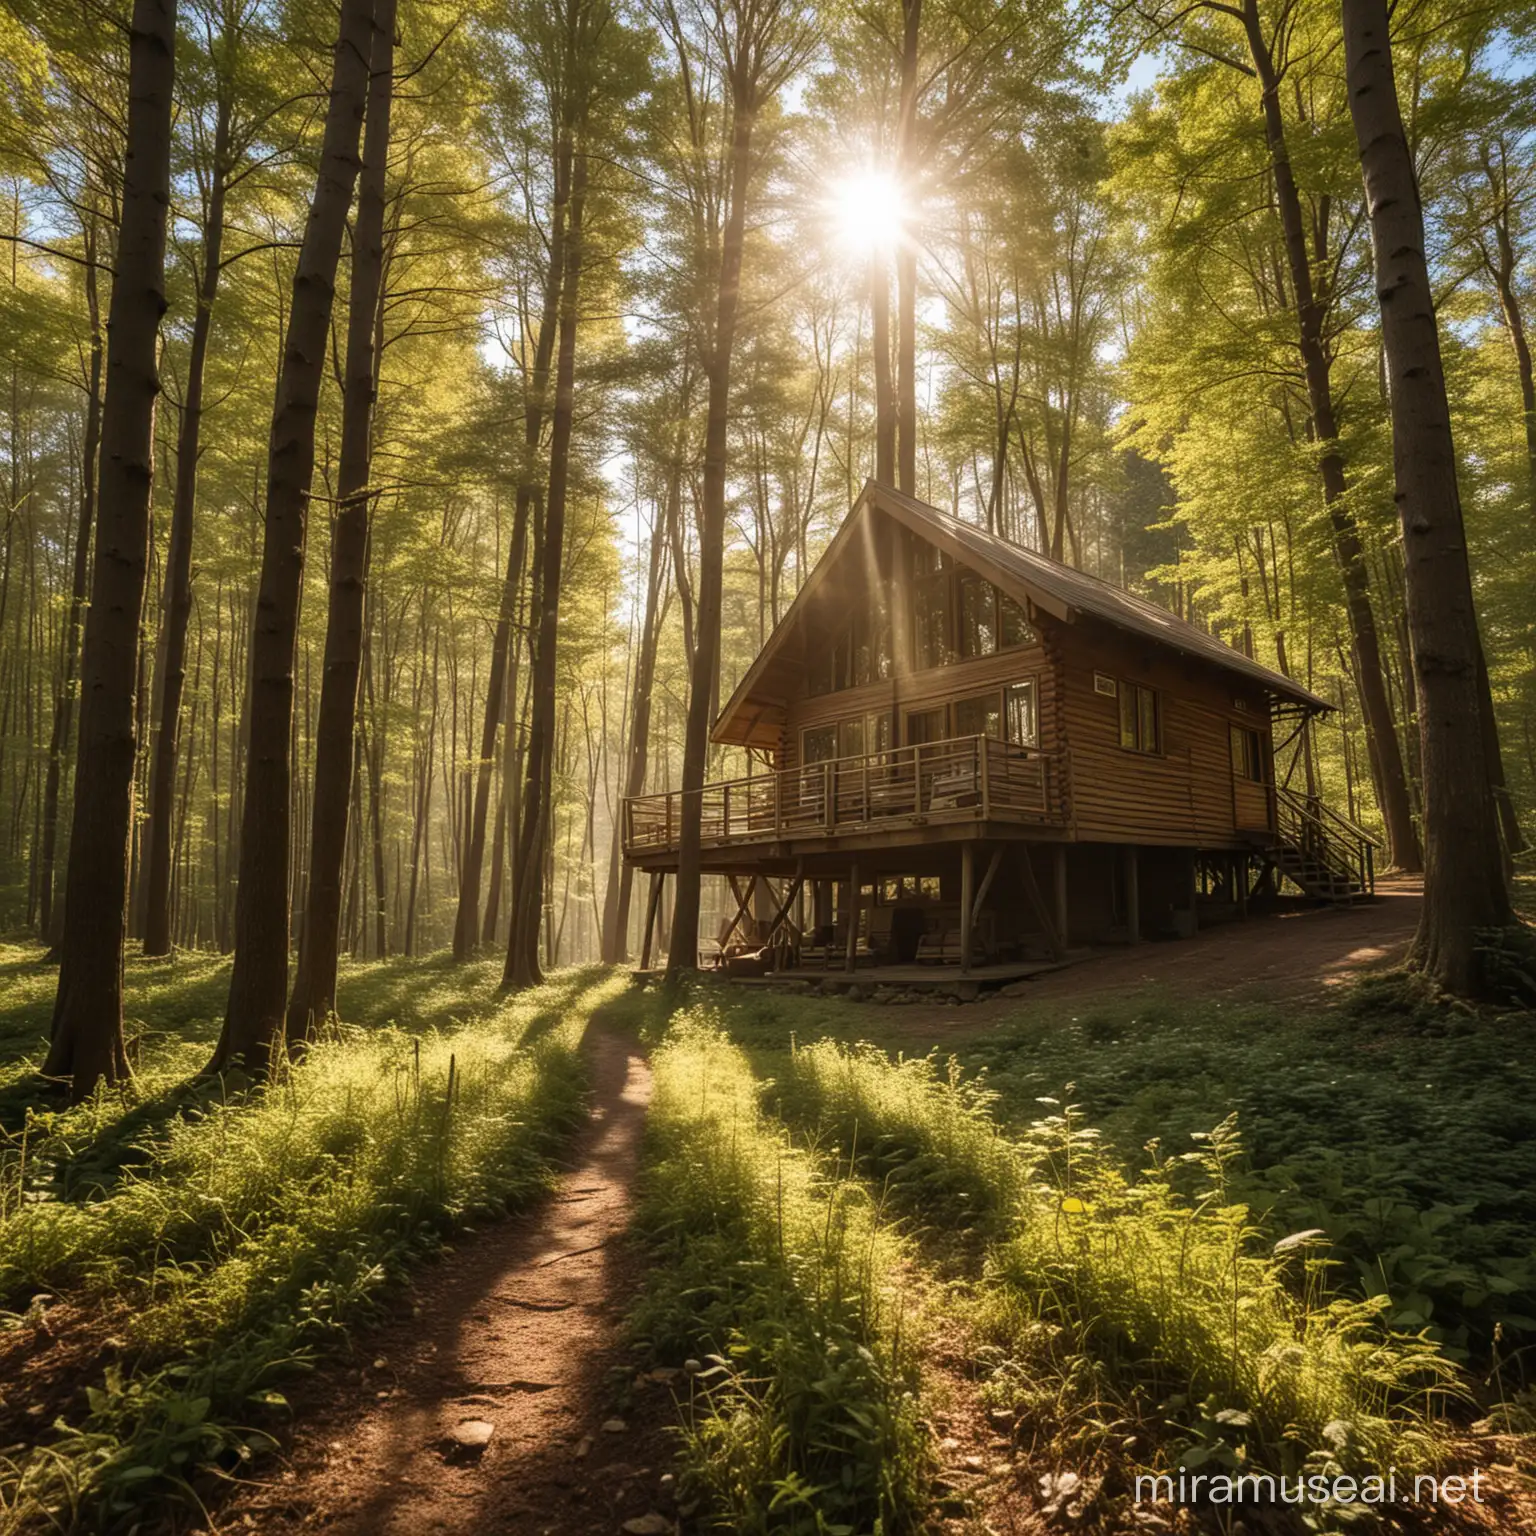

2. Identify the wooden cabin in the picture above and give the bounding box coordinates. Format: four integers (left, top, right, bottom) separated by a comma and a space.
622, 481, 1375, 978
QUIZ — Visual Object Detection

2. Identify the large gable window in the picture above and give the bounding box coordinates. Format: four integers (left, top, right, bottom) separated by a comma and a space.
908, 538, 1038, 670
807, 582, 893, 696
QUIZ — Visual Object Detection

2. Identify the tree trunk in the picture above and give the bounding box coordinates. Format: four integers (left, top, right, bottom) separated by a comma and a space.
45, 0, 178, 1099
504, 143, 586, 989
667, 97, 755, 984
142, 90, 233, 957
1241, 0, 1421, 873
894, 0, 920, 496
285, 0, 395, 1040
600, 481, 668, 961
38, 222, 102, 946
453, 183, 565, 959
211, 0, 375, 1074
871, 255, 894, 484
1342, 0, 1516, 993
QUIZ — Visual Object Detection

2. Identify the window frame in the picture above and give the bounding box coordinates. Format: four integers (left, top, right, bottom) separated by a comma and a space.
1229, 723, 1266, 783
1117, 680, 1161, 755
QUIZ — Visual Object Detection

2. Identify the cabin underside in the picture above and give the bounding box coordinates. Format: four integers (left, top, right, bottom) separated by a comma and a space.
629, 832, 1312, 979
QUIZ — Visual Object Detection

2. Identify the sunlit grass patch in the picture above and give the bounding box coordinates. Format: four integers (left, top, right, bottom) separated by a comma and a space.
633, 1011, 928, 1534
779, 1038, 1458, 1494
0, 964, 623, 1532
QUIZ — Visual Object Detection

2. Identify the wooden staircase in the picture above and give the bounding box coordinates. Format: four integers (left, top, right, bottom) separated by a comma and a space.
1258, 786, 1378, 904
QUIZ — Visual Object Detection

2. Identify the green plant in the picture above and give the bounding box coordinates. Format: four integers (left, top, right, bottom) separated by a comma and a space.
632, 1012, 928, 1534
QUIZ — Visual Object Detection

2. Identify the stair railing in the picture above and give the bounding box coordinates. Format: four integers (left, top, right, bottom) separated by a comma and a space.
1273, 785, 1378, 895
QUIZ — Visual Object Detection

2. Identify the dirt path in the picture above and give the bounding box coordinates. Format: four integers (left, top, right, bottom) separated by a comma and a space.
867, 879, 1423, 1047
228, 1025, 677, 1536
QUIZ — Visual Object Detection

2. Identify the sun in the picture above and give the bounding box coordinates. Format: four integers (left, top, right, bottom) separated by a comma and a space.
826, 169, 908, 258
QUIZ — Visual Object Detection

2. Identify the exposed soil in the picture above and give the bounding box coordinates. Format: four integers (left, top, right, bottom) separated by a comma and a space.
220, 1025, 679, 1536
866, 878, 1424, 1047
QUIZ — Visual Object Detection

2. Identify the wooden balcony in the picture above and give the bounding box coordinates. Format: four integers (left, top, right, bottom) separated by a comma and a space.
622, 735, 1062, 862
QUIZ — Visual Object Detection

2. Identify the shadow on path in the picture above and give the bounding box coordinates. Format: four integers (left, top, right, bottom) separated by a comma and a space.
230, 1021, 675, 1535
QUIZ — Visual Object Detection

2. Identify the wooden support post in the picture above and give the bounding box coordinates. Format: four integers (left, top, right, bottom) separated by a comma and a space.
1236, 852, 1248, 918
960, 842, 975, 973
640, 872, 663, 970
1125, 846, 1140, 944
1018, 846, 1065, 961
844, 861, 860, 973
1053, 844, 1069, 951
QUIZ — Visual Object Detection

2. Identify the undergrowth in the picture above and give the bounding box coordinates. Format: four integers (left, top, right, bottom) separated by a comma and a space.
780, 1039, 1460, 1525
0, 964, 626, 1533
631, 1011, 928, 1534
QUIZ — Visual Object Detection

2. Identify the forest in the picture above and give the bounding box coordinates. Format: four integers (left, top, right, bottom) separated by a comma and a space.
1, 0, 1535, 1527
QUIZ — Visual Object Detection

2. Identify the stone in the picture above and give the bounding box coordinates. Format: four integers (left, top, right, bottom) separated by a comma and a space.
445, 1419, 495, 1458
602, 1418, 628, 1434
649, 1367, 681, 1384
622, 1517, 671, 1535
682, 1358, 703, 1375
845, 984, 865, 1002
574, 1435, 594, 1460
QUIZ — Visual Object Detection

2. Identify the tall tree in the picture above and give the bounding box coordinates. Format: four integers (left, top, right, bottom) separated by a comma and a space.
286, 0, 397, 1038
45, 0, 179, 1096
210, 0, 376, 1072
1342, 0, 1516, 993
663, 0, 812, 984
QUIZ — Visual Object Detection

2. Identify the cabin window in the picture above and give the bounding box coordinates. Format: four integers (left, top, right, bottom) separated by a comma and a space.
953, 691, 1003, 739
878, 875, 941, 904
999, 592, 1036, 649
1118, 681, 1160, 754
802, 725, 839, 764
870, 710, 893, 755
958, 572, 995, 658
1005, 680, 1038, 747
808, 586, 893, 697
905, 707, 945, 745
1230, 724, 1265, 782
913, 571, 953, 669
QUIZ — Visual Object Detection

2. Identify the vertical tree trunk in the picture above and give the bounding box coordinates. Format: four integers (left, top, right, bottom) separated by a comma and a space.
452, 186, 565, 958
141, 89, 233, 956
871, 256, 894, 484
1241, 0, 1421, 873
505, 143, 587, 989
285, 0, 395, 1039
1343, 0, 1515, 993
894, 0, 920, 496
211, 0, 375, 1073
39, 221, 102, 946
600, 484, 668, 961
667, 97, 755, 984
45, 0, 179, 1098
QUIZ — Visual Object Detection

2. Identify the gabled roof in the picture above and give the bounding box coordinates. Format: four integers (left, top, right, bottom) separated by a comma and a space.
714, 481, 1328, 746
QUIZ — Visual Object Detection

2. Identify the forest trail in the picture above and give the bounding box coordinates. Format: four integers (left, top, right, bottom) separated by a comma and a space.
228, 1023, 677, 1536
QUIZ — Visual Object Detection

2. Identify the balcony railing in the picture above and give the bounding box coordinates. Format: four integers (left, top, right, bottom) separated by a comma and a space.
622, 735, 1059, 857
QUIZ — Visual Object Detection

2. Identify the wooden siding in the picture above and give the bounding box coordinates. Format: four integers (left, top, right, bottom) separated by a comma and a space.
1055, 619, 1274, 847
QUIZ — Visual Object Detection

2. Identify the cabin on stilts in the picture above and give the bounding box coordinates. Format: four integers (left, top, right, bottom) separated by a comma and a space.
622, 481, 1376, 986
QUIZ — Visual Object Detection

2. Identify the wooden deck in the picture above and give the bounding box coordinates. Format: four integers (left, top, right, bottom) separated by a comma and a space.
622, 735, 1061, 865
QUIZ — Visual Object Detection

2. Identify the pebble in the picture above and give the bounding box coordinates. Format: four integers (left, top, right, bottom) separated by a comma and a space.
446, 1419, 495, 1458
601, 1417, 628, 1433
621, 1517, 671, 1536
574, 1435, 593, 1460
682, 1358, 703, 1375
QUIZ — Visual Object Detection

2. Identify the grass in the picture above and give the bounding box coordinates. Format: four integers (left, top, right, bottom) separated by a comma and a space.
630, 1005, 929, 1534
705, 976, 1536, 1362
0, 949, 628, 1533
778, 1039, 1457, 1497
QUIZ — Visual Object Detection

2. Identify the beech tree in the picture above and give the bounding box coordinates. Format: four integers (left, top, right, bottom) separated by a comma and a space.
45, 0, 179, 1097
211, 0, 376, 1072
285, 0, 397, 1038
1341, 0, 1517, 993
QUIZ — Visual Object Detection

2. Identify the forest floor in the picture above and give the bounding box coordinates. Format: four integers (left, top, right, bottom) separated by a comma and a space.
219, 1023, 678, 1536
4, 888, 1535, 1535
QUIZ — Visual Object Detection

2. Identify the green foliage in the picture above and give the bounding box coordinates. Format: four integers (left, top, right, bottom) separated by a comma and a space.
958, 984, 1536, 1359
631, 1011, 928, 1534
777, 1036, 1457, 1495
0, 964, 625, 1532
